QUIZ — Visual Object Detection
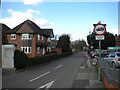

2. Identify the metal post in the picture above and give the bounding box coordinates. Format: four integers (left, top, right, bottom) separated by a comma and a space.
98, 40, 102, 81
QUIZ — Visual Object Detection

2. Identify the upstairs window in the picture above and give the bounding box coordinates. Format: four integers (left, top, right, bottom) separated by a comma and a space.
11, 34, 16, 40
47, 37, 51, 42
22, 33, 32, 40
42, 36, 44, 40
37, 34, 40, 40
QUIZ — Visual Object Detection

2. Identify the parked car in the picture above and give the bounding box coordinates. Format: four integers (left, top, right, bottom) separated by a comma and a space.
103, 52, 120, 68
92, 53, 110, 65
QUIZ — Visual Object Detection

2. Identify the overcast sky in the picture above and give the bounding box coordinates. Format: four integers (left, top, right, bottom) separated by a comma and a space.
1, 0, 119, 41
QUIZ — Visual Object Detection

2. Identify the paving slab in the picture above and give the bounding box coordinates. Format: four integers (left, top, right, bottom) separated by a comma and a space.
75, 73, 90, 80
72, 80, 89, 88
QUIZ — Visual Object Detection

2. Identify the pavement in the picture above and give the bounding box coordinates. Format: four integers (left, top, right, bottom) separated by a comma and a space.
71, 53, 105, 89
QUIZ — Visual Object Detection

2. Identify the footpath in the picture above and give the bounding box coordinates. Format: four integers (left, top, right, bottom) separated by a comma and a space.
71, 53, 105, 89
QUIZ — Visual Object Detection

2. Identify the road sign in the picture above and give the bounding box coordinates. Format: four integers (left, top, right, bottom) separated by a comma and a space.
95, 35, 105, 40
108, 47, 120, 50
94, 24, 106, 35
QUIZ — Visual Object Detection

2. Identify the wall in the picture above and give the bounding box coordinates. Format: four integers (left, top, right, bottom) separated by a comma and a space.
102, 74, 120, 89
52, 48, 62, 54
100, 59, 120, 89
2, 45, 15, 69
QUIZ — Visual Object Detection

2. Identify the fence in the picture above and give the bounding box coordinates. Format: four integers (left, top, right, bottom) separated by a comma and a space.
100, 59, 120, 88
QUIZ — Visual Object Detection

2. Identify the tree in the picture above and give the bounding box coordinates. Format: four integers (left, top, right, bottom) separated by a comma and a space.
87, 32, 116, 49
71, 39, 87, 51
57, 34, 71, 52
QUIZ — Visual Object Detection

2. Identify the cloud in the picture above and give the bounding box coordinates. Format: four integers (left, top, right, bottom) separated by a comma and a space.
23, 0, 43, 5
26, 9, 41, 14
0, 9, 54, 29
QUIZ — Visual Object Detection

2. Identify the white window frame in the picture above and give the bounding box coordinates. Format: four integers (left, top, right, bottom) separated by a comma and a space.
21, 46, 31, 54
47, 47, 51, 52
37, 47, 41, 53
21, 33, 32, 40
43, 48, 45, 54
37, 34, 40, 40
11, 34, 16, 40
42, 36, 44, 40
47, 37, 51, 42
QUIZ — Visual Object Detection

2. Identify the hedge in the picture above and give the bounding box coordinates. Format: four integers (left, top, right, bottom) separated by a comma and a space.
14, 51, 73, 69
14, 50, 29, 69
28, 52, 73, 66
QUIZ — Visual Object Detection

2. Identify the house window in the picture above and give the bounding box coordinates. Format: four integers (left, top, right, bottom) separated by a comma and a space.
22, 34, 32, 40
47, 47, 51, 52
37, 34, 40, 40
11, 34, 16, 40
21, 46, 31, 54
47, 37, 51, 42
42, 36, 44, 40
37, 47, 41, 53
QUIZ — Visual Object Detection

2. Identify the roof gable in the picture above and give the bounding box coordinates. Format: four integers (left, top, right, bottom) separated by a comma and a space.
6, 19, 44, 34
16, 21, 34, 33
6, 20, 54, 36
42, 29, 54, 37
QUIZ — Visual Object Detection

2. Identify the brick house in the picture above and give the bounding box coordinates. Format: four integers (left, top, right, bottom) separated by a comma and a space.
6, 19, 54, 57
51, 40, 62, 54
116, 34, 120, 46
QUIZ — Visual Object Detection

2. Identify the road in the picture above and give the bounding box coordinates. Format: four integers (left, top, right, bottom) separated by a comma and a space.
3, 51, 90, 89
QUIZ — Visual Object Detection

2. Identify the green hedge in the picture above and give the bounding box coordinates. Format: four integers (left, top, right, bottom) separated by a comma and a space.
14, 51, 73, 69
14, 50, 29, 69
28, 52, 73, 66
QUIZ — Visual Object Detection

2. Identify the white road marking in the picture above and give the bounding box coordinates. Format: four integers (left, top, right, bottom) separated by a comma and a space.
54, 64, 63, 70
80, 66, 85, 69
29, 71, 50, 82
35, 80, 54, 90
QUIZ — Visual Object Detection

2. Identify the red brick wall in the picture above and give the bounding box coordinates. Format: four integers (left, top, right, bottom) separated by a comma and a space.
7, 34, 37, 57
7, 34, 49, 57
30, 34, 36, 57
116, 35, 120, 46
102, 73, 120, 89
52, 48, 62, 54
39, 35, 48, 43
7, 34, 21, 50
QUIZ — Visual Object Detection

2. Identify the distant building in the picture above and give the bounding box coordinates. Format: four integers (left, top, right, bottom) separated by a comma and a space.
116, 34, 120, 46
51, 40, 62, 54
6, 19, 54, 57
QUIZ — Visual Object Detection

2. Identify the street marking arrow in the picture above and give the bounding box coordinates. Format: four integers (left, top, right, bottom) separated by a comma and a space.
35, 80, 54, 90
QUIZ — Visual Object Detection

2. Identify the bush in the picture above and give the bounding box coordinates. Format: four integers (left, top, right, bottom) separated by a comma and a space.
14, 50, 29, 69
14, 50, 73, 69
28, 52, 73, 66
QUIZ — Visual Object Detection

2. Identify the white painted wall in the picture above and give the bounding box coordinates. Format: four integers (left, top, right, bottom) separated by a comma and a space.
2, 45, 15, 68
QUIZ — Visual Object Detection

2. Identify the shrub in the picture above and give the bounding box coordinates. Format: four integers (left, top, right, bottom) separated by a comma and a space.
14, 50, 29, 69
14, 50, 73, 69
28, 52, 73, 66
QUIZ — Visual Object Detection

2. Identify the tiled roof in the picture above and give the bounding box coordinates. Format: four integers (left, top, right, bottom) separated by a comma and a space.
0, 23, 11, 33
42, 29, 54, 37
6, 19, 44, 34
